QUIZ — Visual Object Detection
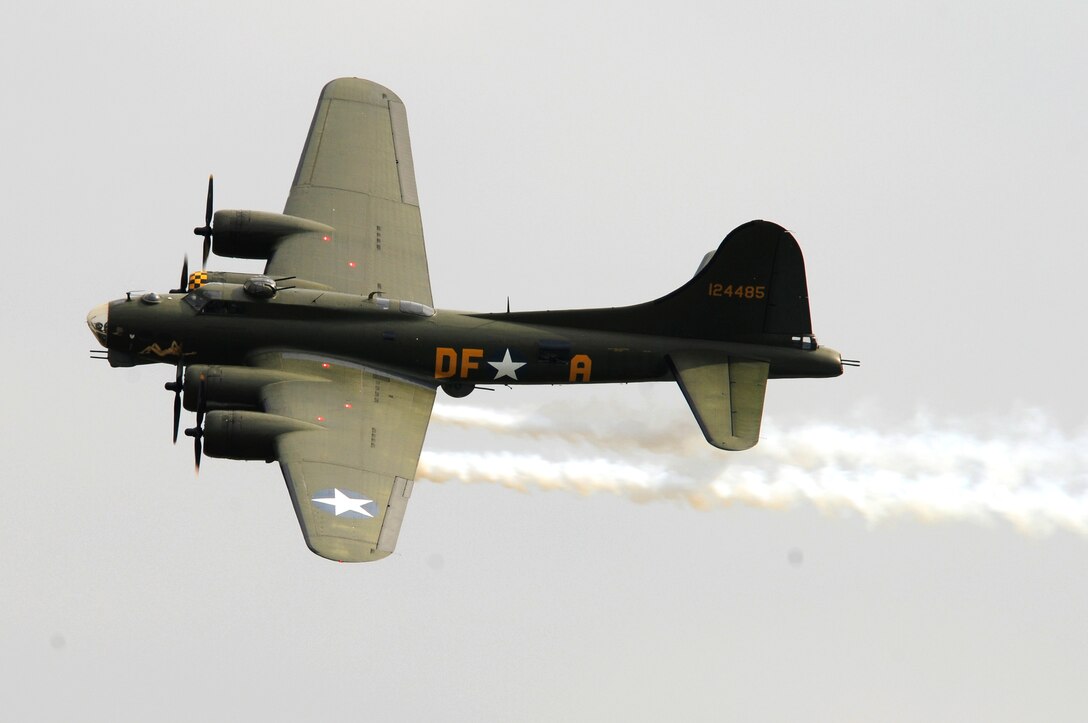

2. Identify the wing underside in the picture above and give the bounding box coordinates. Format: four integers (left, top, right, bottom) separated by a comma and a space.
249, 79, 436, 561
266, 78, 432, 304
253, 351, 435, 562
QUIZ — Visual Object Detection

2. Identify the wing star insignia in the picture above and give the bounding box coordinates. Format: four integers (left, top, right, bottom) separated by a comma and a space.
311, 488, 377, 519
487, 348, 527, 380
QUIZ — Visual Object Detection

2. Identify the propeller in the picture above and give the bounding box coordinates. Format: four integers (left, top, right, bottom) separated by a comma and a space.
192, 175, 214, 269
170, 254, 190, 294
183, 373, 207, 473
164, 356, 184, 443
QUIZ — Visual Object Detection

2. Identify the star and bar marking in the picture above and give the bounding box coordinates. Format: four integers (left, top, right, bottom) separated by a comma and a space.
487, 348, 526, 380
311, 488, 378, 519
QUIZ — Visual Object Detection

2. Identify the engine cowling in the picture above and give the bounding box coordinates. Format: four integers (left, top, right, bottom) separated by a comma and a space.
212, 209, 335, 259
183, 365, 327, 412
201, 410, 322, 461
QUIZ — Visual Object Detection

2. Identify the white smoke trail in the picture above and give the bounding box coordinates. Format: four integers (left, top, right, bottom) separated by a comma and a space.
423, 400, 1088, 534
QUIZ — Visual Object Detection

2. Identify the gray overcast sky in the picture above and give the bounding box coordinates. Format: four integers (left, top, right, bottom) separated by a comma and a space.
3, 2, 1087, 721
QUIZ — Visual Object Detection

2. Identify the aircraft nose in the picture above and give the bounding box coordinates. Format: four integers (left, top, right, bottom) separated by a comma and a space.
86, 302, 109, 347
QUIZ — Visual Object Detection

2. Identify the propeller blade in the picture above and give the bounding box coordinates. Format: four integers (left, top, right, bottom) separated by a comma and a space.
165, 357, 184, 443
193, 373, 207, 473
204, 175, 213, 227
170, 255, 190, 295
195, 373, 206, 429
171, 391, 180, 443
183, 424, 202, 472
182, 373, 208, 473
193, 175, 214, 269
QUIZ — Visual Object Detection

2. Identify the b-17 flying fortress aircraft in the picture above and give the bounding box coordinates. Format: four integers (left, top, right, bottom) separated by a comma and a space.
87, 78, 850, 562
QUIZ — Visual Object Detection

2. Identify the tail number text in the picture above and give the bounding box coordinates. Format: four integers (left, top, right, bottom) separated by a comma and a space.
708, 283, 766, 299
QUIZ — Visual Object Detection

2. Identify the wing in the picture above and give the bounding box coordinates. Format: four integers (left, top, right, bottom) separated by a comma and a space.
668, 351, 770, 451
251, 351, 436, 562
266, 78, 432, 305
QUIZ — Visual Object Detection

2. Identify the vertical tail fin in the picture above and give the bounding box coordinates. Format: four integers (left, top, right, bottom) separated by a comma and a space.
485, 220, 816, 347
649, 220, 812, 343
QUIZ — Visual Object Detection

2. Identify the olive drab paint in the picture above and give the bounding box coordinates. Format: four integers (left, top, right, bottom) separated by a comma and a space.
86, 78, 851, 563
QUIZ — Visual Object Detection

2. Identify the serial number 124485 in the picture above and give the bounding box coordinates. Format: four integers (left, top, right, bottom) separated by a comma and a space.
708, 283, 766, 299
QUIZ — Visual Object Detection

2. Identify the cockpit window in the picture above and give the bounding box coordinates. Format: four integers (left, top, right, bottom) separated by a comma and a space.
183, 287, 221, 312
200, 299, 246, 315
400, 300, 435, 317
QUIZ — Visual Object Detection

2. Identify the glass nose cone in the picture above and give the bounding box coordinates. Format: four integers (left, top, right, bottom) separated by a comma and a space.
86, 302, 109, 347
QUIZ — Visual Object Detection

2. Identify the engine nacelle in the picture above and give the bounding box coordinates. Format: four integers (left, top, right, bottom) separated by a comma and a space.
183, 365, 327, 412
202, 410, 322, 461
212, 209, 335, 260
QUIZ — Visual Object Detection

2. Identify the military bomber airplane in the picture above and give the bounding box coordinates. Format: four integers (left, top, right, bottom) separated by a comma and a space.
87, 78, 850, 562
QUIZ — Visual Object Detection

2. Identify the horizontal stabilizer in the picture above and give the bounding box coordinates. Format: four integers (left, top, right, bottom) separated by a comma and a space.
668, 351, 770, 451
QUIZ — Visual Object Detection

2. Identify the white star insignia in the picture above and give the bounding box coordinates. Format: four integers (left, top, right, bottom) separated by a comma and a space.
487, 348, 527, 380
311, 488, 375, 517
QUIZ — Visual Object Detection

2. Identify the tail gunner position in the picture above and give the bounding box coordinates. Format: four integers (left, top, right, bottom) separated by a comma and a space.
87, 78, 853, 562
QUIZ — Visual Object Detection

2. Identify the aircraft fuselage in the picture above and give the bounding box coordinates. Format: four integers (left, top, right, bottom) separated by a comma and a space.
94, 283, 842, 393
